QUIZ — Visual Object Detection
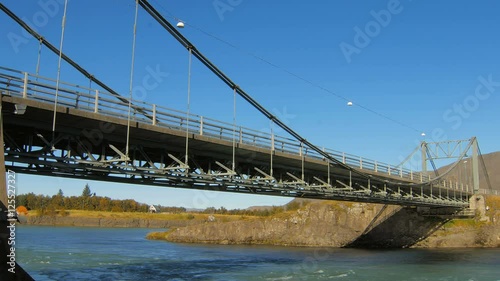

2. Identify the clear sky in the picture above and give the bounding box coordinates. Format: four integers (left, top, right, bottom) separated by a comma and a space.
1, 0, 499, 209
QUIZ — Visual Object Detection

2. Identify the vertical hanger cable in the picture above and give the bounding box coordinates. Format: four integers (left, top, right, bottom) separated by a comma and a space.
125, 0, 139, 160
51, 0, 68, 147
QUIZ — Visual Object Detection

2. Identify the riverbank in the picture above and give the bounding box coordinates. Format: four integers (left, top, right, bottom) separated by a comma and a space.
148, 195, 500, 248
21, 210, 255, 228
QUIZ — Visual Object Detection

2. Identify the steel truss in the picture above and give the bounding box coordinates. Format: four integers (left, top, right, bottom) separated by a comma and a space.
3, 124, 469, 208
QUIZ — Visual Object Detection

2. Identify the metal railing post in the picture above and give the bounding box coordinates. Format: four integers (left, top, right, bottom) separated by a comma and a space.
152, 104, 157, 125
199, 116, 203, 135
94, 90, 99, 113
271, 133, 275, 151
22, 72, 28, 98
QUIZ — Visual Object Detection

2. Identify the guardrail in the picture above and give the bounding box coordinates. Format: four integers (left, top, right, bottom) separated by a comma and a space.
0, 66, 478, 189
477, 189, 499, 196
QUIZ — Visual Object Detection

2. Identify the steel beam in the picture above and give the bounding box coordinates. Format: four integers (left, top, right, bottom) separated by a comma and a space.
472, 137, 480, 193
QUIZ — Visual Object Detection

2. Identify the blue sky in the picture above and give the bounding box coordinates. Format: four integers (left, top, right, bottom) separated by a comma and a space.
1, 0, 499, 209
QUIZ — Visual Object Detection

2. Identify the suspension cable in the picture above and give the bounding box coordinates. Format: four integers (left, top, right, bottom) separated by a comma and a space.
150, 0, 424, 135
138, 0, 439, 188
126, 0, 139, 159
0, 3, 151, 120
394, 145, 420, 169
35, 39, 42, 77
0, 1, 460, 189
33, 38, 43, 96
88, 79, 92, 108
147, 0, 474, 190
477, 145, 493, 192
185, 47, 193, 166
51, 0, 68, 146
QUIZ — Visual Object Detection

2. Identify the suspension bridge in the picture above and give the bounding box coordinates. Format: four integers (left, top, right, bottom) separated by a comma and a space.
0, 64, 485, 208
0, 0, 498, 280
0, 1, 494, 211
0, 1, 497, 279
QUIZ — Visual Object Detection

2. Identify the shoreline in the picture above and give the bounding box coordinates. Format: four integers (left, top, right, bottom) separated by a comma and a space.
148, 195, 500, 248
19, 196, 500, 249
22, 215, 186, 229
19, 210, 257, 229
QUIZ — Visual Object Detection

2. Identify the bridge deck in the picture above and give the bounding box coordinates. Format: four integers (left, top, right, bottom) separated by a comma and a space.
0, 66, 470, 208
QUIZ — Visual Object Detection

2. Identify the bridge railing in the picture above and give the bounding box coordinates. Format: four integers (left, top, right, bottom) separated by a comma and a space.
0, 66, 433, 183
477, 189, 499, 196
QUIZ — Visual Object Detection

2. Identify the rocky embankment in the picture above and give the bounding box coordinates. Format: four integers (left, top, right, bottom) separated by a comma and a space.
151, 195, 500, 248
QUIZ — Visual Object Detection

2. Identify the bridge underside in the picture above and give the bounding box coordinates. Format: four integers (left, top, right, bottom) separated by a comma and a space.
1, 95, 469, 208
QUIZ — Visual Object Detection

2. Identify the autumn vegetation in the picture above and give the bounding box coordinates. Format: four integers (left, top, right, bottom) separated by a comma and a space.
15, 184, 185, 215
15, 184, 306, 217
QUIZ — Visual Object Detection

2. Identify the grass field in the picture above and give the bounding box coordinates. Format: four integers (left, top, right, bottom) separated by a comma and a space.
30, 209, 259, 222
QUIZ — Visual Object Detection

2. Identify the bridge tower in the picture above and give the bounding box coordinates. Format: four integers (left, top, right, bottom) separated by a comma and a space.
420, 137, 481, 193
471, 138, 480, 194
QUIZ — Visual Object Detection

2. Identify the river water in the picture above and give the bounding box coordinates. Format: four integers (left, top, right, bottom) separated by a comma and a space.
15, 226, 500, 280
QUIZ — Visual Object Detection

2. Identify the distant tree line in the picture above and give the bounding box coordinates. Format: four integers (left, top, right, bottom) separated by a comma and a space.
15, 184, 185, 214
15, 184, 306, 216
201, 200, 304, 217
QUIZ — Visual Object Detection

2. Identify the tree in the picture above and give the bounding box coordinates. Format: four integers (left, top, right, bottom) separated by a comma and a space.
218, 206, 227, 214
82, 184, 92, 198
98, 197, 111, 211
53, 189, 65, 208
204, 207, 216, 214
63, 197, 74, 209
16, 195, 27, 208
25, 193, 37, 210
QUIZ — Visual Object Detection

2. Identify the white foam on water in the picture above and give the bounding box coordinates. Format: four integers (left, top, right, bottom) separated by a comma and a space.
266, 276, 293, 281
328, 273, 348, 279
329, 270, 355, 279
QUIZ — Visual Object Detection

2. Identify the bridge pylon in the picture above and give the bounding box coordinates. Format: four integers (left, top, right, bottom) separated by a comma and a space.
413, 137, 486, 195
